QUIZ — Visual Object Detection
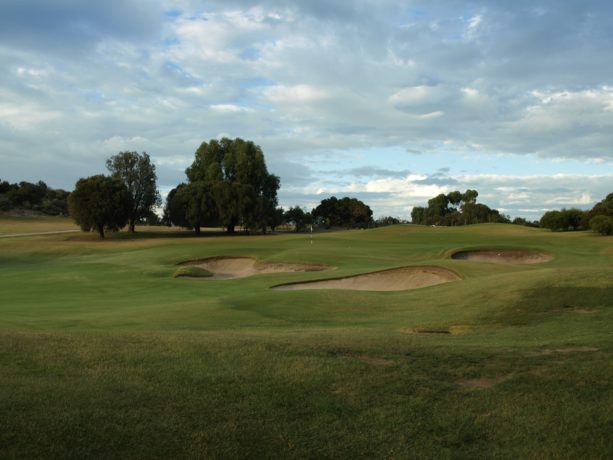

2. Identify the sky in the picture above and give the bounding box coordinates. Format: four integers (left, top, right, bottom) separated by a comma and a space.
1, 0, 612, 221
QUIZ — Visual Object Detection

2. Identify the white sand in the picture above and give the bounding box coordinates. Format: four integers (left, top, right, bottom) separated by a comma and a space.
182, 257, 329, 280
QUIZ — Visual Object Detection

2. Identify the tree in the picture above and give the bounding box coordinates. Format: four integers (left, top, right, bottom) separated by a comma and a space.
540, 210, 564, 231
7, 181, 47, 207
185, 138, 280, 233
68, 175, 131, 238
587, 193, 613, 223
106, 151, 160, 233
411, 206, 426, 225
284, 206, 311, 232
163, 182, 216, 234
540, 208, 587, 231
411, 189, 505, 226
312, 196, 373, 228
590, 215, 613, 235
375, 216, 403, 227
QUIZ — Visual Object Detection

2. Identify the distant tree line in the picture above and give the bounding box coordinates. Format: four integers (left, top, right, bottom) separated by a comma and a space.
411, 189, 509, 226
274, 196, 376, 232
540, 193, 613, 235
0, 179, 69, 216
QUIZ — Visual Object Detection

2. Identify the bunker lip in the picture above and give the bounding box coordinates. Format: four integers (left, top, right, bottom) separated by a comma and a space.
178, 256, 331, 280
272, 265, 461, 292
450, 248, 553, 264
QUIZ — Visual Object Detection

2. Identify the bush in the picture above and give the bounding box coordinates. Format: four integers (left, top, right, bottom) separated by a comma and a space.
590, 215, 613, 235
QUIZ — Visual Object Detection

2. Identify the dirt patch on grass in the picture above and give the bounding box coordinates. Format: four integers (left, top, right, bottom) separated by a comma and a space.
402, 325, 475, 335
179, 256, 330, 280
572, 308, 597, 314
273, 266, 461, 292
458, 375, 511, 389
527, 346, 599, 356
353, 355, 395, 366
451, 249, 553, 264
411, 327, 452, 335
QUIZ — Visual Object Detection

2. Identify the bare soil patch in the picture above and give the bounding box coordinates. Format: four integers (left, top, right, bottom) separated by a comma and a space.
411, 327, 451, 335
402, 325, 475, 335
458, 375, 511, 389
451, 249, 553, 264
273, 266, 461, 292
527, 346, 599, 356
572, 308, 597, 314
353, 355, 395, 366
179, 256, 330, 280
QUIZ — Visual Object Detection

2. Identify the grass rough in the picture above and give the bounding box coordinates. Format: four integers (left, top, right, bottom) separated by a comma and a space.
0, 217, 611, 459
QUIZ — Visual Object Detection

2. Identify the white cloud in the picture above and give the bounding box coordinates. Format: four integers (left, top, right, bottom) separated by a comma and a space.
389, 86, 445, 107
210, 104, 253, 113
263, 84, 328, 104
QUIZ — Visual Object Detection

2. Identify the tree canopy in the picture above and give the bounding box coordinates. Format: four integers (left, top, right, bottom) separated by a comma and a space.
68, 175, 131, 238
540, 192, 612, 234
106, 151, 160, 232
283, 206, 312, 232
0, 179, 69, 215
411, 189, 508, 226
312, 196, 373, 228
166, 138, 280, 234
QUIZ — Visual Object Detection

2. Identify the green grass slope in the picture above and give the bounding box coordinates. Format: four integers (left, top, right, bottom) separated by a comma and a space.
0, 222, 611, 458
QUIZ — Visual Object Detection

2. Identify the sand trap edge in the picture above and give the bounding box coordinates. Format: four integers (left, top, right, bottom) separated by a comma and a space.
271, 265, 462, 292
176, 256, 332, 280
450, 248, 554, 264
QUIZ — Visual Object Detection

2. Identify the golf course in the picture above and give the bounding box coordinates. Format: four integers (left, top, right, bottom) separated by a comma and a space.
1, 216, 611, 459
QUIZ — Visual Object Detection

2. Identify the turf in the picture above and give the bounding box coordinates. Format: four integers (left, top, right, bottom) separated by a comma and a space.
0, 217, 611, 458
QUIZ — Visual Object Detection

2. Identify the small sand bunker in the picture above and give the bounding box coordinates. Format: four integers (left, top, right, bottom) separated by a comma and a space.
180, 256, 329, 280
451, 249, 553, 264
274, 266, 461, 292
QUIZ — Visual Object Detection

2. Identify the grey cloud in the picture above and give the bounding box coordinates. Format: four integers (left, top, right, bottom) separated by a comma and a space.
340, 167, 412, 178
0, 1, 162, 55
1, 0, 612, 216
413, 176, 459, 186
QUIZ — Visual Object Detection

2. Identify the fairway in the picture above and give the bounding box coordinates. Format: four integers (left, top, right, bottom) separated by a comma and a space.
1, 219, 612, 458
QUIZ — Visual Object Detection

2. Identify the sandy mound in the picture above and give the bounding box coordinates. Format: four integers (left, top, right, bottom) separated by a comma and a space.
273, 266, 461, 292
180, 257, 329, 280
451, 249, 553, 264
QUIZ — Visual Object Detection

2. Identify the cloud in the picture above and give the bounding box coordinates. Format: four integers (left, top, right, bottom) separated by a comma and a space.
0, 0, 162, 55
0, 0, 612, 221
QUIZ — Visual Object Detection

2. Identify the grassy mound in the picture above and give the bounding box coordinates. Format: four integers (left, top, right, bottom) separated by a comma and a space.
172, 266, 214, 278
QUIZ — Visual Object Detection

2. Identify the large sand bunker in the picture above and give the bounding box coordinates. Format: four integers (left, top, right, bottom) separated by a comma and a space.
179, 256, 330, 280
451, 249, 553, 264
273, 266, 461, 292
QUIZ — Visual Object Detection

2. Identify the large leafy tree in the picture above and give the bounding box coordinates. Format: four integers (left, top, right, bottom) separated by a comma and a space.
312, 196, 373, 228
106, 151, 160, 232
68, 175, 131, 238
185, 138, 280, 233
164, 182, 216, 234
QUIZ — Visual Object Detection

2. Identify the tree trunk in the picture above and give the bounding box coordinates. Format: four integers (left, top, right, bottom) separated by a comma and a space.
194, 225, 201, 235
226, 224, 235, 234
97, 225, 105, 239
129, 218, 136, 233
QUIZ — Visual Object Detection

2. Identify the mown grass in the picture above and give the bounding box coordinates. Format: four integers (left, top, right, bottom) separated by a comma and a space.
0, 217, 611, 458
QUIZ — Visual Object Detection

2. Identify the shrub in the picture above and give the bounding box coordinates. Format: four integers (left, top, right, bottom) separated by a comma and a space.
589, 215, 613, 235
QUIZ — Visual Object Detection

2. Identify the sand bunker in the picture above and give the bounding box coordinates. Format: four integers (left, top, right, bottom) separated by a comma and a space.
179, 256, 330, 280
273, 266, 461, 292
451, 249, 553, 264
